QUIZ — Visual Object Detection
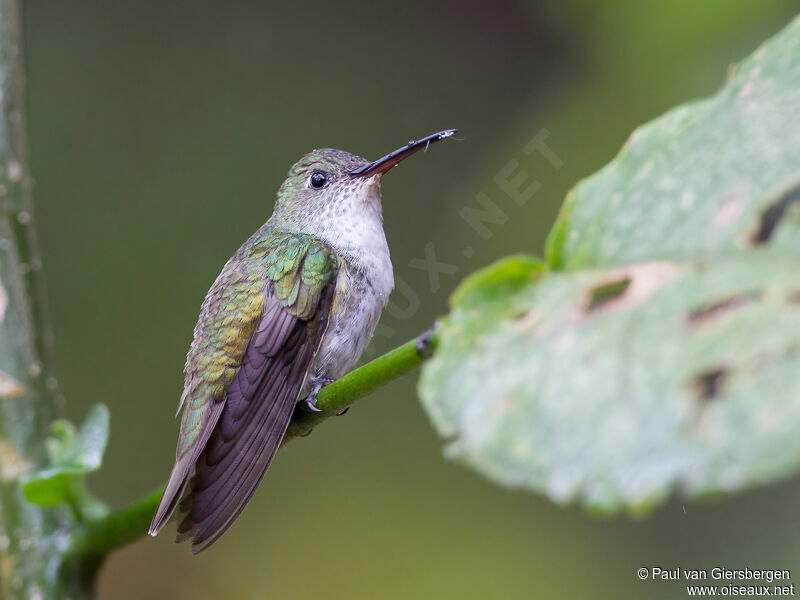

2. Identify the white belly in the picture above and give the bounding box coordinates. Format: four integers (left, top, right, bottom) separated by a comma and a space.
308, 255, 394, 385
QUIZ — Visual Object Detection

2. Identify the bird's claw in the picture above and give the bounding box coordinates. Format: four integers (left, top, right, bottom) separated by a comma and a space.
302, 377, 334, 413
304, 395, 322, 412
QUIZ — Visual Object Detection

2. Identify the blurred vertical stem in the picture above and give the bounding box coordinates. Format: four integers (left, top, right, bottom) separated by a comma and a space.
0, 0, 80, 598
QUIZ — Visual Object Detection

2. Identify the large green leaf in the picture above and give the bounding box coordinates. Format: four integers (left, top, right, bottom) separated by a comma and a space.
420, 255, 800, 513
419, 16, 800, 513
546, 15, 800, 270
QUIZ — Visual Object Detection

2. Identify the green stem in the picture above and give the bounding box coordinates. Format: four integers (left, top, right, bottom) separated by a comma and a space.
63, 328, 438, 570
284, 327, 438, 441
59, 488, 163, 592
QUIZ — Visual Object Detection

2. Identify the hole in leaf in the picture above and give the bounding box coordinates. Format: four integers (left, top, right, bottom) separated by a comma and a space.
750, 184, 800, 244
691, 368, 728, 403
686, 291, 761, 326
586, 277, 631, 311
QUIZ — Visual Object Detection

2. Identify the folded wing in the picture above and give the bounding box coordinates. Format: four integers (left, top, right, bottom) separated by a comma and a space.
149, 234, 338, 552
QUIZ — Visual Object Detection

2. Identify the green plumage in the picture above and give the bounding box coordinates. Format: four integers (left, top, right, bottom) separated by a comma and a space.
177, 230, 337, 457
262, 233, 338, 319
150, 226, 340, 550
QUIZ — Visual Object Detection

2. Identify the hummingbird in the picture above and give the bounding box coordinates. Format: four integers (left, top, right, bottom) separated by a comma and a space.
149, 129, 457, 552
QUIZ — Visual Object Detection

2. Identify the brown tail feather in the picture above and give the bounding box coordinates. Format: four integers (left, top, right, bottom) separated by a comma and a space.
149, 400, 225, 536
175, 320, 312, 553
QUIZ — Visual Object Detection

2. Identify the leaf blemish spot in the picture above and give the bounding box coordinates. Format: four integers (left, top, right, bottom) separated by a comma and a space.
686, 291, 762, 327
749, 184, 800, 244
691, 368, 728, 403
577, 263, 680, 320
586, 277, 631, 311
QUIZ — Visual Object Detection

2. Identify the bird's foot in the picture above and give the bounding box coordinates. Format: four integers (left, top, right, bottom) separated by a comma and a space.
303, 377, 334, 412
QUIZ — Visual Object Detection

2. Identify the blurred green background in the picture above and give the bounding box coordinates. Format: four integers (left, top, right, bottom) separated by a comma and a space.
22, 1, 800, 598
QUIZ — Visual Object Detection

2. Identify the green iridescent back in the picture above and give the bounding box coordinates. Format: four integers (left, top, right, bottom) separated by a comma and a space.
176, 228, 337, 458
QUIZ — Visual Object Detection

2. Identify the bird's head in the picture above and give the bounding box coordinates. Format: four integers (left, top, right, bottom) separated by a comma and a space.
271, 130, 457, 235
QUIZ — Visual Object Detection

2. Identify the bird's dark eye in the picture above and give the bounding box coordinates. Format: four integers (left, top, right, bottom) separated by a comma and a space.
310, 171, 328, 189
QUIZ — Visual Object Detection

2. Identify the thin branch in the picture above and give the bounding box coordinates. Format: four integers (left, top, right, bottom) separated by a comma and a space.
284, 327, 438, 442
63, 328, 438, 565
59, 488, 165, 588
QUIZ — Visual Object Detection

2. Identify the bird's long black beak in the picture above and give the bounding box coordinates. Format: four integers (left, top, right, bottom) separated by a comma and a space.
350, 129, 457, 177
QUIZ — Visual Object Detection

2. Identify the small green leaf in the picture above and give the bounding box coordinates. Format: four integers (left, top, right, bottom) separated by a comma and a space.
22, 472, 74, 508
22, 404, 110, 516
69, 403, 110, 471
45, 419, 77, 464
